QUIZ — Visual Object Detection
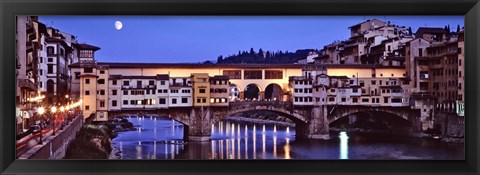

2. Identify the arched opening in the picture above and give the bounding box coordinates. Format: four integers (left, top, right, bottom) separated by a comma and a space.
46, 79, 55, 93
329, 111, 412, 133
265, 83, 283, 101
229, 84, 240, 102
244, 84, 261, 100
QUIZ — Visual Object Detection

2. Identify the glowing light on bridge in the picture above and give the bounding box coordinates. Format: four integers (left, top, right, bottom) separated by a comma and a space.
286, 127, 290, 134
273, 125, 277, 133
339, 131, 349, 160
262, 125, 265, 133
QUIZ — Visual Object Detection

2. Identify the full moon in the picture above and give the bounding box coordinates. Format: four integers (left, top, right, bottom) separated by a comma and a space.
115, 21, 123, 30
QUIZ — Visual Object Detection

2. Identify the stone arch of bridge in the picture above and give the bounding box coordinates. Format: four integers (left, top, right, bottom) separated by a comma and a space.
228, 108, 308, 125
109, 111, 191, 126
328, 108, 413, 125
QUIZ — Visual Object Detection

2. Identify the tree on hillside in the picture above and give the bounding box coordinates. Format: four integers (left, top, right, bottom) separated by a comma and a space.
217, 55, 223, 64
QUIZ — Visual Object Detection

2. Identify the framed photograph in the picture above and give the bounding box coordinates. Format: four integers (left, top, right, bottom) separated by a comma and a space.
1, 0, 479, 175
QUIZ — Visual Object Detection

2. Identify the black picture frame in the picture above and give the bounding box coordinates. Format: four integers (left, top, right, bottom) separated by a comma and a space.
1, 0, 479, 174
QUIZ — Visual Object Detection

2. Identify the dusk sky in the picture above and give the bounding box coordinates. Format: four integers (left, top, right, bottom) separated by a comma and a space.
39, 16, 463, 63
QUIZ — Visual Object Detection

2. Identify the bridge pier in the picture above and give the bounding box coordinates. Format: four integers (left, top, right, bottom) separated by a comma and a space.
184, 106, 213, 142
296, 105, 330, 140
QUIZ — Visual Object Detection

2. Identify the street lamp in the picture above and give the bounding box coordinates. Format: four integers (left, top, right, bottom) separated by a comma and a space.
51, 106, 57, 136
37, 107, 45, 144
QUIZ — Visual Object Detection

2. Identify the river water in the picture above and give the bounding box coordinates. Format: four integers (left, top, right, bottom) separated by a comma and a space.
111, 116, 464, 160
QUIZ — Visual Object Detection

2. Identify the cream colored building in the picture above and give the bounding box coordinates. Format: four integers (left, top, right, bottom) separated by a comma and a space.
291, 65, 410, 107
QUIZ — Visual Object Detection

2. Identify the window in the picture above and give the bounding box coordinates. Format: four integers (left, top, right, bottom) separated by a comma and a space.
182, 89, 190, 93
197, 98, 201, 103
341, 98, 346, 102
172, 98, 177, 104
123, 90, 128, 95
112, 100, 117, 107
361, 98, 369, 102
223, 70, 241, 79
137, 81, 142, 88
112, 80, 117, 85
202, 98, 206, 103
391, 98, 402, 103
85, 105, 89, 110
39, 57, 43, 63
39, 69, 43, 76
100, 90, 105, 95
80, 50, 94, 58
149, 80, 155, 85
199, 89, 206, 93
100, 101, 105, 107
47, 46, 54, 54
182, 98, 188, 103
100, 70, 105, 74
85, 91, 90, 95
130, 100, 135, 105
265, 70, 283, 79
352, 98, 358, 103
418, 48, 423, 57
123, 100, 128, 105
371, 80, 376, 85
244, 70, 262, 79
84, 68, 93, 73
329, 97, 335, 102
351, 88, 357, 93
47, 65, 53, 74
171, 89, 179, 93
210, 98, 215, 103
85, 79, 90, 84
146, 89, 150, 95
159, 98, 166, 104
97, 79, 105, 84
123, 81, 129, 86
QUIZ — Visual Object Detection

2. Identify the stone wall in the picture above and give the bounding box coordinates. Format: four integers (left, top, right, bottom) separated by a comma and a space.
20, 115, 83, 159
435, 112, 464, 138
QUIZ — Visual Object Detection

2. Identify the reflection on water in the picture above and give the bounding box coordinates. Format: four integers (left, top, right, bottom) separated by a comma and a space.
339, 131, 349, 159
112, 116, 464, 160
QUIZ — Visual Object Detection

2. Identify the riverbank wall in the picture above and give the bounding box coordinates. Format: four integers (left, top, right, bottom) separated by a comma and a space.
18, 115, 83, 159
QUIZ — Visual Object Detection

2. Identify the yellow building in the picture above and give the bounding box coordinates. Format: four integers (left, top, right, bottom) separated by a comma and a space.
192, 73, 210, 107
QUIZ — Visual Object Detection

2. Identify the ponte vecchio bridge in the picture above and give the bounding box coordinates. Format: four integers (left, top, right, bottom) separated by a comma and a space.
71, 62, 428, 141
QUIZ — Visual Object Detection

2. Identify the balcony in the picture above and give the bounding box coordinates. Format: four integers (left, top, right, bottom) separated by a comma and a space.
17, 79, 37, 91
